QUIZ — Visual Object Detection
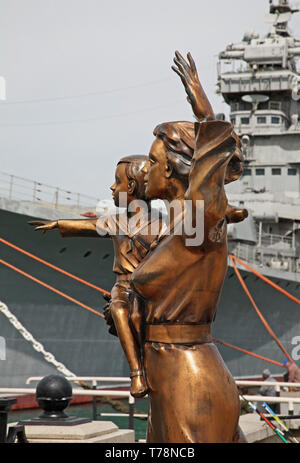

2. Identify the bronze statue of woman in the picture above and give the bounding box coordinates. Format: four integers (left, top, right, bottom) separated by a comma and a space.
129, 52, 247, 443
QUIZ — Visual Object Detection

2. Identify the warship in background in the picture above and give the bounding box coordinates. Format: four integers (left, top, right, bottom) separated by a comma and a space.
1, 0, 300, 388
212, 0, 300, 376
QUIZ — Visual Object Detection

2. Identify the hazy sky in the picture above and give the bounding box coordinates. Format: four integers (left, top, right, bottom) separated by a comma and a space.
1, 0, 300, 201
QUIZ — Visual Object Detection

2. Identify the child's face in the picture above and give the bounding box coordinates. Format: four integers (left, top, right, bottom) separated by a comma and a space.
110, 163, 131, 207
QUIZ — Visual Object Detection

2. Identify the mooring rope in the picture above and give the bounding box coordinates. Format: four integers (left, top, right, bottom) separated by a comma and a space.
212, 338, 285, 368
0, 258, 104, 319
1, 236, 297, 369
229, 254, 294, 364
229, 254, 300, 306
0, 237, 110, 296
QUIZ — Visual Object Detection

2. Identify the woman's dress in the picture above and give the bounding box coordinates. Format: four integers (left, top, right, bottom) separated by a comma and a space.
131, 121, 241, 443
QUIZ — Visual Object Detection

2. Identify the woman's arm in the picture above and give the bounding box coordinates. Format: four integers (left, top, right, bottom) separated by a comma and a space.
172, 51, 215, 122
172, 52, 237, 237
187, 121, 236, 235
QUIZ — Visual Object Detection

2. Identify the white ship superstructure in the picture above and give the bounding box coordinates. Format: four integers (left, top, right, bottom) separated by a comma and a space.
217, 0, 300, 280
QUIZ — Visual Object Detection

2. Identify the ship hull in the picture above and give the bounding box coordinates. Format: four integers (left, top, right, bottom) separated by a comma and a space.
214, 264, 300, 378
0, 208, 129, 388
0, 208, 299, 387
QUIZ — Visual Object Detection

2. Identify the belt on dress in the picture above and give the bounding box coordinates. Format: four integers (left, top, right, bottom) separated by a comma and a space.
145, 324, 212, 344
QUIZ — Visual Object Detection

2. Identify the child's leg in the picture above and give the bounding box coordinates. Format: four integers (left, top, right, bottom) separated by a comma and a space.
110, 298, 147, 398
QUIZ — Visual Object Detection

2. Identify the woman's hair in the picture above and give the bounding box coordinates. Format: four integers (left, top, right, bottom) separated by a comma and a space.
117, 155, 148, 200
153, 121, 195, 181
154, 120, 243, 185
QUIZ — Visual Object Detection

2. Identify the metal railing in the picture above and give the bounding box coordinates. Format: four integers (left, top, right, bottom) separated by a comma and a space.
231, 241, 300, 273
0, 387, 140, 427
1, 385, 299, 409
26, 376, 131, 387
236, 380, 300, 389
232, 242, 257, 263
1, 377, 300, 440
22, 376, 300, 417
237, 380, 300, 416
0, 171, 99, 212
259, 232, 293, 249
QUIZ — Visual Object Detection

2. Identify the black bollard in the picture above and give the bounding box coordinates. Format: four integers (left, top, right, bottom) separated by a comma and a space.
19, 375, 91, 426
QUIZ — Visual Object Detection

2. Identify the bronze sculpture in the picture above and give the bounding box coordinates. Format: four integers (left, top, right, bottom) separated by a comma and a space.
128, 52, 248, 442
28, 51, 249, 442
29, 155, 165, 398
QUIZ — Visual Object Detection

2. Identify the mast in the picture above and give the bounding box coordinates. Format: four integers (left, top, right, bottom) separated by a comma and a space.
217, 0, 300, 142
216, 0, 300, 242
267, 0, 299, 37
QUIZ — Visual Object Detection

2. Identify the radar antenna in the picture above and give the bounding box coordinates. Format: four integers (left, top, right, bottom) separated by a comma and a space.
266, 0, 299, 36
242, 94, 270, 116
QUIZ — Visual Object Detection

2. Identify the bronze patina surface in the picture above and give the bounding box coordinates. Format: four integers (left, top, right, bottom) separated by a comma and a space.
129, 52, 247, 442
29, 52, 249, 442
29, 155, 164, 398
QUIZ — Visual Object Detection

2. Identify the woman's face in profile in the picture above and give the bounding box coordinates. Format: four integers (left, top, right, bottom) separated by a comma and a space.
144, 137, 169, 200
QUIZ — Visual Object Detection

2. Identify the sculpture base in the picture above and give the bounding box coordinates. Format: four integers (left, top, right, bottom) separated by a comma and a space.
18, 416, 91, 426
9, 420, 135, 443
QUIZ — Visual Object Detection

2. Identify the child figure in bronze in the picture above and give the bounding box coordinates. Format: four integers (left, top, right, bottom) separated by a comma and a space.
29, 155, 164, 398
